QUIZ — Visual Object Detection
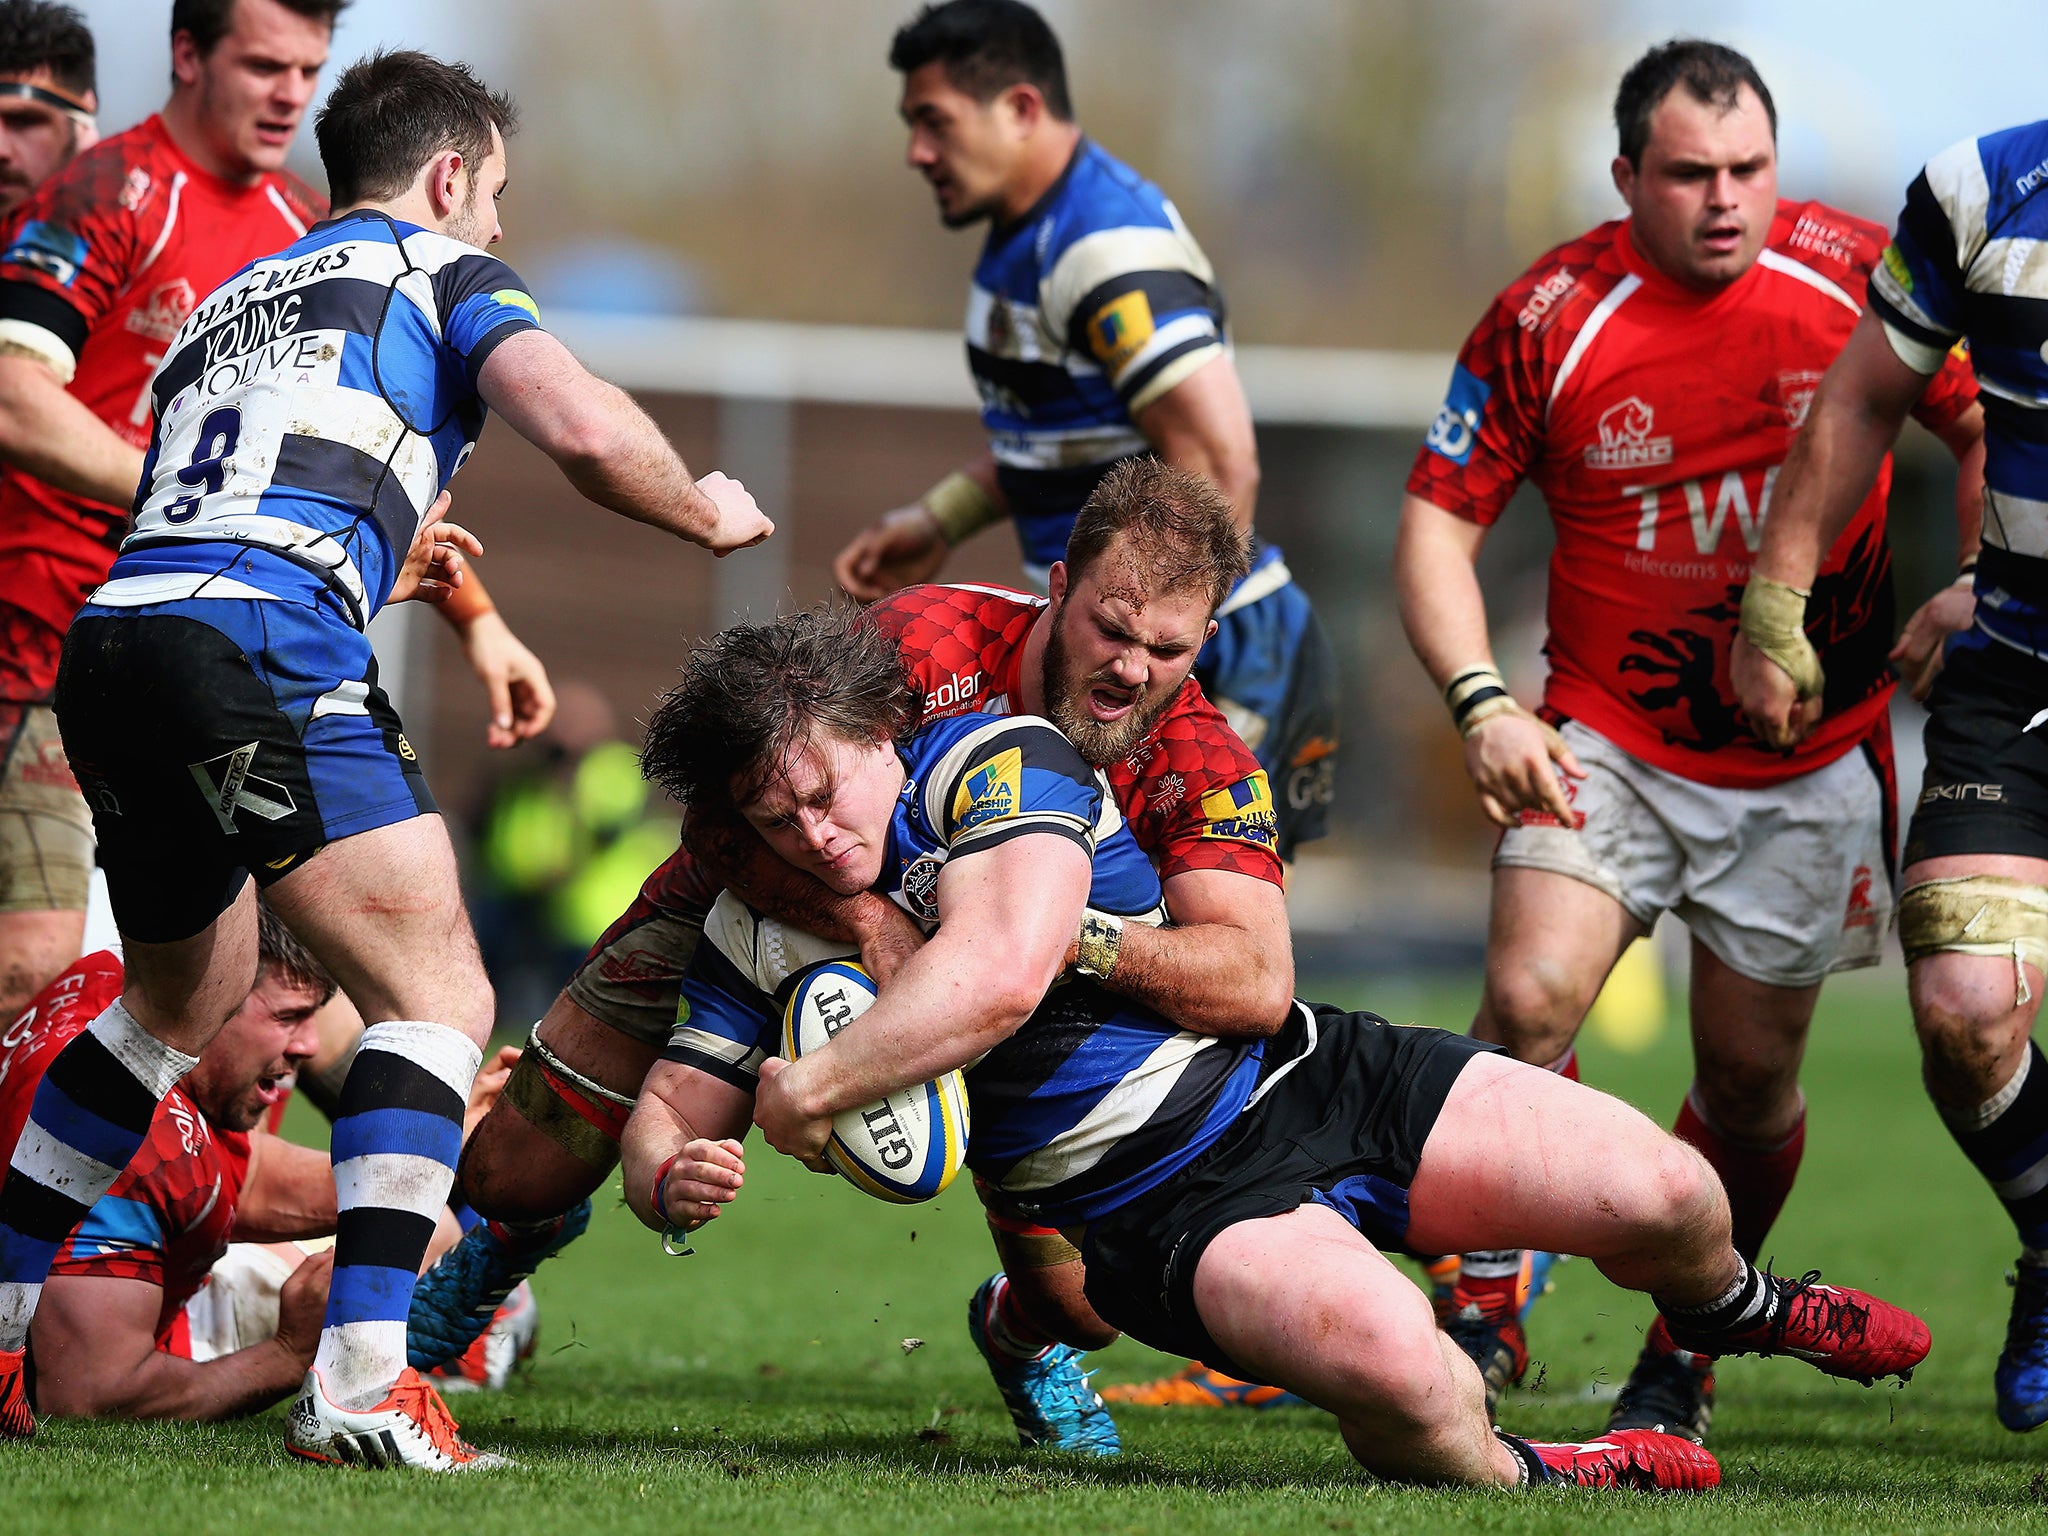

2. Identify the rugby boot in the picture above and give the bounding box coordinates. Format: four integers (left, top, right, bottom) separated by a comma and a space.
1443, 1300, 1530, 1417
1527, 1429, 1721, 1490
1427, 1250, 1561, 1325
1995, 1260, 2048, 1431
1101, 1362, 1307, 1409
286, 1365, 508, 1470
429, 1281, 539, 1394
0, 1345, 32, 1438
407, 1199, 590, 1372
1664, 1268, 1930, 1384
1605, 1317, 1715, 1444
967, 1276, 1120, 1456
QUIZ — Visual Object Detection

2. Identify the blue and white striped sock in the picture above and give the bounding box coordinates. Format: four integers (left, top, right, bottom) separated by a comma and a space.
313, 1019, 481, 1408
0, 1001, 197, 1349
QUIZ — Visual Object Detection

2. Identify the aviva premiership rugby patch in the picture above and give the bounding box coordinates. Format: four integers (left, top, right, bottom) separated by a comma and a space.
1199, 773, 1278, 848
1088, 290, 1155, 373
954, 747, 1023, 831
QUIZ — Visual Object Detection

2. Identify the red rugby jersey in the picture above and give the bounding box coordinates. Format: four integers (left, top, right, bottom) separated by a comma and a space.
1407, 199, 1978, 787
0, 114, 324, 701
873, 582, 1284, 886
1, 952, 253, 1347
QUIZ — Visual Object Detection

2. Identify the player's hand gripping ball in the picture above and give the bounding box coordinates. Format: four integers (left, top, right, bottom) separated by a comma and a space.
780, 960, 969, 1204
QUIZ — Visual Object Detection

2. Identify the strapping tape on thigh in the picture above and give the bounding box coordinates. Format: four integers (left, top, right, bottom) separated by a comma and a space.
503, 1025, 635, 1170
1898, 876, 2048, 1005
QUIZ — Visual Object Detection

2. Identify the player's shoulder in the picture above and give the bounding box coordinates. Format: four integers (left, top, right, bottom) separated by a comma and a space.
1039, 140, 1187, 260
1764, 197, 1888, 285
876, 582, 1041, 705
1453, 220, 1632, 377
1132, 677, 1265, 785
4, 119, 169, 266
874, 580, 1043, 640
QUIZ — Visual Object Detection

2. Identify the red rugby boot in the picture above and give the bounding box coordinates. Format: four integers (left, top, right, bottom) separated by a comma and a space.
1530, 1429, 1721, 1490
1664, 1269, 1929, 1385
0, 1345, 33, 1438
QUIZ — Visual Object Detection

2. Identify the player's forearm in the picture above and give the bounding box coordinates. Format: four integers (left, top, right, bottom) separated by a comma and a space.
1940, 409, 1987, 566
552, 386, 725, 545
1101, 918, 1292, 1037
0, 355, 144, 506
622, 1063, 745, 1230
41, 1336, 303, 1422
231, 1136, 337, 1242
1394, 493, 1495, 691
682, 803, 882, 946
431, 562, 496, 626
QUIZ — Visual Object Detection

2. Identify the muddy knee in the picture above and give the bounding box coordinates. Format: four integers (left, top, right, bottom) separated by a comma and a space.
459, 1032, 634, 1219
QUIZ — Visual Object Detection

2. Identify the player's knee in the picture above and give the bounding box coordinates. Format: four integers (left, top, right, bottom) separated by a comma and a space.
1610, 1133, 1724, 1245
1479, 962, 1585, 1060
1007, 1262, 1119, 1351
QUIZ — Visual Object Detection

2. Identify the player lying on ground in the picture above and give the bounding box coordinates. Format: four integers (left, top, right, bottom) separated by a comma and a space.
617, 606, 1930, 1490
1395, 38, 1982, 1440
0, 49, 772, 1469
1730, 115, 2048, 1434
6, 910, 513, 1420
453, 459, 1292, 1452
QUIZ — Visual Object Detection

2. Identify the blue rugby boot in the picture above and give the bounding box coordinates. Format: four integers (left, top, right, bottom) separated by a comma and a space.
967, 1275, 1121, 1456
408, 1199, 592, 1371
1997, 1260, 2048, 1431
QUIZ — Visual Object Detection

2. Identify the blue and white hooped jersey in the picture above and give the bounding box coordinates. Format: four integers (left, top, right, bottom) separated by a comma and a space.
662, 711, 1263, 1226
1870, 121, 2048, 658
968, 139, 1229, 583
99, 209, 540, 630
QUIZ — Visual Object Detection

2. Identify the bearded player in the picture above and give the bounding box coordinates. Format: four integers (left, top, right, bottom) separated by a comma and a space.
1731, 116, 2048, 1434
450, 458, 1292, 1452
1395, 40, 1981, 1441
833, 0, 1339, 855
0, 0, 556, 1021
0, 2, 96, 221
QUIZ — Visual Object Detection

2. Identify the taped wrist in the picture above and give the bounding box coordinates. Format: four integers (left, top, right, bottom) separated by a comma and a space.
1738, 575, 1824, 699
921, 471, 1002, 545
502, 1026, 636, 1172
1446, 665, 1525, 739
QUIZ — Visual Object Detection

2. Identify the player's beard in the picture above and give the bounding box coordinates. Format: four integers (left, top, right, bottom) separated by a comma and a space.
445, 180, 489, 247
1042, 616, 1180, 768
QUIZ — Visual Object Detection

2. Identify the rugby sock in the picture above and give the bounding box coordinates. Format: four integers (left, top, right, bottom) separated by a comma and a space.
314, 1019, 480, 1408
1451, 1049, 1579, 1315
0, 1002, 196, 1350
979, 1273, 1057, 1361
1494, 1430, 1552, 1486
1935, 1041, 2048, 1252
1654, 1255, 1775, 1336
1673, 1089, 1805, 1262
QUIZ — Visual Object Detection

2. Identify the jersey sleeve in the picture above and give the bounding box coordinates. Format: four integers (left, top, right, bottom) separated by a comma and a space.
47, 1190, 167, 1288
0, 150, 144, 382
929, 719, 1102, 860
1404, 287, 1550, 526
1043, 222, 1226, 413
1912, 340, 1980, 433
1869, 144, 1979, 375
661, 942, 777, 1090
428, 251, 542, 387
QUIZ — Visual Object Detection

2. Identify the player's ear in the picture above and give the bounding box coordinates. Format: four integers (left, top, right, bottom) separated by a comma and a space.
423, 148, 465, 220
1611, 154, 1636, 204
1001, 82, 1042, 137
1047, 560, 1068, 604
1203, 618, 1218, 645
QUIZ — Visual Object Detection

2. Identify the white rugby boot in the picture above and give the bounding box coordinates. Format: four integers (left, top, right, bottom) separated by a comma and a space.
285, 1364, 509, 1470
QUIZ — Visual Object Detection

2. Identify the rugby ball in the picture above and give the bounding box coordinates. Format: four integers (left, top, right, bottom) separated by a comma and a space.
780, 960, 969, 1204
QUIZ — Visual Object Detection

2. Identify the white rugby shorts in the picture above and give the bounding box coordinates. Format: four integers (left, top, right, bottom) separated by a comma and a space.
1493, 720, 1890, 988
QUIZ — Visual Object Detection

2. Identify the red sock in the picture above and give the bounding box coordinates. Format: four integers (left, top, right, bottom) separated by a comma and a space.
981, 1273, 1057, 1361
1673, 1091, 1804, 1262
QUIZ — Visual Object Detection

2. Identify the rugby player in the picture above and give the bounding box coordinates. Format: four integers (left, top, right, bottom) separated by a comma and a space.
0, 1, 96, 221
833, 0, 1340, 858
8, 919, 516, 1421
1729, 119, 2048, 1433
0, 50, 771, 1468
618, 603, 1931, 1492
0, 0, 558, 1021
452, 458, 1292, 1452
1393, 40, 1982, 1439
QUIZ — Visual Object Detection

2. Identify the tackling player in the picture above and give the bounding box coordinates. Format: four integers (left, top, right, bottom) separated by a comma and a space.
0, 1, 96, 221
833, 0, 1339, 855
619, 603, 1932, 1493
1730, 119, 2048, 1434
0, 0, 556, 1021
452, 458, 1293, 1452
1394, 41, 1982, 1440
0, 50, 772, 1469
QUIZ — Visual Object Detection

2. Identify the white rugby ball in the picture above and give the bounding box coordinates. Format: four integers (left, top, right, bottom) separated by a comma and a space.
780, 960, 969, 1204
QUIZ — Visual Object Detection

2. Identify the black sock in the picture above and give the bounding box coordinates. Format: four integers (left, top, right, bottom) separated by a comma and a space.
1936, 1041, 2048, 1251
1656, 1255, 1775, 1336
1495, 1429, 1551, 1486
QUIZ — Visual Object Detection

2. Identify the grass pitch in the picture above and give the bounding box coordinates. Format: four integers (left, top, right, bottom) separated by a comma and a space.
9, 967, 2048, 1534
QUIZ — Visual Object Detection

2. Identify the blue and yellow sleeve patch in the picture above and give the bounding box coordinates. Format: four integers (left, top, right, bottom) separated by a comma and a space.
2, 220, 88, 287
1199, 773, 1279, 848
953, 747, 1023, 832
1088, 290, 1155, 374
